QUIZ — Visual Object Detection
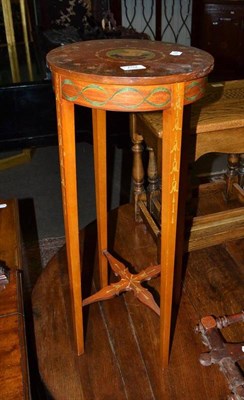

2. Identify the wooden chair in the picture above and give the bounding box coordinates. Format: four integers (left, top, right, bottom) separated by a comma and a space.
130, 80, 244, 255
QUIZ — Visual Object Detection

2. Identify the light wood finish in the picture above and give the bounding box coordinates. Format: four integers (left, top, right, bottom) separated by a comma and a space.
32, 204, 244, 400
92, 108, 108, 288
132, 80, 244, 165
186, 181, 244, 251
47, 39, 213, 368
54, 74, 84, 355
159, 82, 185, 363
131, 80, 244, 253
0, 199, 30, 399
136, 181, 244, 254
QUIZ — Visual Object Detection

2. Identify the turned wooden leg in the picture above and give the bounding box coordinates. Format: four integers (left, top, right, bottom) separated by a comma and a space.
226, 153, 239, 200
147, 146, 161, 263
92, 109, 108, 288
55, 75, 84, 355
130, 113, 146, 222
160, 82, 185, 369
147, 146, 160, 215
238, 153, 244, 189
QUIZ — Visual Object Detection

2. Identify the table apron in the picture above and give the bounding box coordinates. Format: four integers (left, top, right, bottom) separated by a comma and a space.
59, 76, 207, 112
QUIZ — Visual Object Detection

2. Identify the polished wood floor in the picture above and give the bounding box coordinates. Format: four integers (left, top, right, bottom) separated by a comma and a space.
32, 201, 244, 400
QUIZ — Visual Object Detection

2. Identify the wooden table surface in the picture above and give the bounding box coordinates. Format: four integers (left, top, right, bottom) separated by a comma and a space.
32, 203, 244, 400
47, 39, 214, 89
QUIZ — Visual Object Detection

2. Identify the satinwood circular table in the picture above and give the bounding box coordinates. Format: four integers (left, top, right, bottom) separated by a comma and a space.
45, 39, 214, 370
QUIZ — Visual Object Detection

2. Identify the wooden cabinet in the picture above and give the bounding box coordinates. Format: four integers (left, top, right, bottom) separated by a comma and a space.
191, 0, 244, 79
0, 199, 30, 400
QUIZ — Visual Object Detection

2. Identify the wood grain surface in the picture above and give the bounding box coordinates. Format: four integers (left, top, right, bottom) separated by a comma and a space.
0, 199, 30, 400
32, 204, 244, 400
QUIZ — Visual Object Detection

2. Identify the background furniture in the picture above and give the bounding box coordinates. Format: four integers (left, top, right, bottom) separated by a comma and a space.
0, 199, 30, 400
191, 0, 244, 80
130, 79, 244, 257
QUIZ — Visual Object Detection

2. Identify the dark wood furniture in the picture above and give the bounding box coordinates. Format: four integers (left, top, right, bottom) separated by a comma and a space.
191, 0, 244, 80
0, 199, 30, 399
46, 39, 213, 369
130, 79, 244, 255
32, 204, 244, 399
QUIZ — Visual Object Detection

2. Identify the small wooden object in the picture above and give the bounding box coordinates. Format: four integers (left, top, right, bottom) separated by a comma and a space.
196, 312, 244, 400
47, 39, 213, 368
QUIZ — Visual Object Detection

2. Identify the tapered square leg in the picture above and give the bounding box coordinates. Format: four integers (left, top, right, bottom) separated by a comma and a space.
55, 75, 84, 355
92, 109, 108, 288
160, 82, 185, 368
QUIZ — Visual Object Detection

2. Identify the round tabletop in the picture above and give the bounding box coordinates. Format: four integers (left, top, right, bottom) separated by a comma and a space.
47, 39, 214, 86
